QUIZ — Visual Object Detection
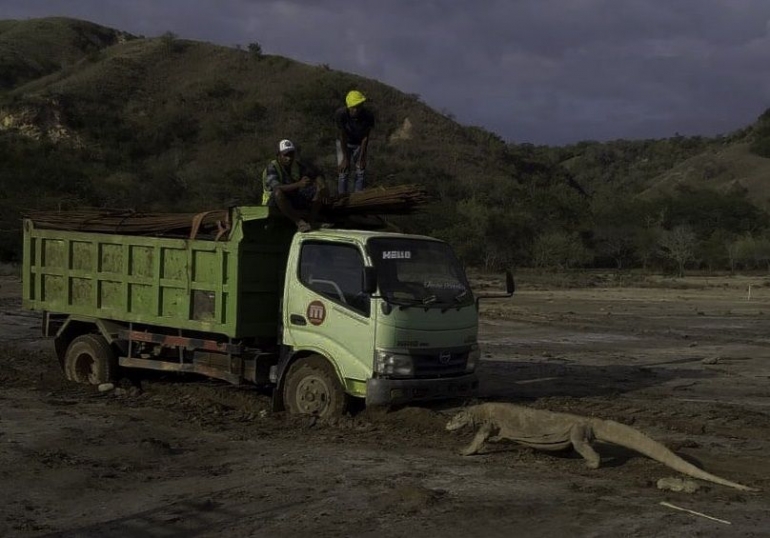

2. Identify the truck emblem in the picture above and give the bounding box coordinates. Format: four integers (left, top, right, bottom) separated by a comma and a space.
306, 301, 326, 326
439, 351, 452, 365
382, 250, 411, 259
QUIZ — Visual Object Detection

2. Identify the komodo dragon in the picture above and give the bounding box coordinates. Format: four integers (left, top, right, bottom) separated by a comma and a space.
446, 403, 758, 492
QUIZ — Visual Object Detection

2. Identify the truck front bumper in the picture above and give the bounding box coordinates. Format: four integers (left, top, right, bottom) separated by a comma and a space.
365, 373, 478, 407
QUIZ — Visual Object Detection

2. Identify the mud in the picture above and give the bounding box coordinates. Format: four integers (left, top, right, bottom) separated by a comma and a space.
1, 274, 769, 537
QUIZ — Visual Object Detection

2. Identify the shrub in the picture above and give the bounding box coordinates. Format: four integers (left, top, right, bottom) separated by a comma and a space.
248, 42, 263, 59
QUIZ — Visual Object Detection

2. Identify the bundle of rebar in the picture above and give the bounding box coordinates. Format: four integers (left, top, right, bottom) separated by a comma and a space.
22, 186, 430, 237
23, 208, 230, 239
324, 185, 430, 216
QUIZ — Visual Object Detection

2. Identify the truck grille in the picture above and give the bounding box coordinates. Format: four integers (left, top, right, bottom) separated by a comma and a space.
412, 351, 468, 378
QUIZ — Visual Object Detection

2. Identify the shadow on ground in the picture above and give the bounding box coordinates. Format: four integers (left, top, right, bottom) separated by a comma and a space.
477, 358, 715, 400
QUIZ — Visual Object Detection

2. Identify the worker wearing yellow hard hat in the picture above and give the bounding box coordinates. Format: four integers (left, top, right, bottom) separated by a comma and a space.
345, 90, 367, 108
335, 89, 375, 194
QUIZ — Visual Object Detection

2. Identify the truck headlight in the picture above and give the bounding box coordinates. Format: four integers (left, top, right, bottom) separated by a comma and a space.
466, 344, 480, 372
374, 350, 414, 377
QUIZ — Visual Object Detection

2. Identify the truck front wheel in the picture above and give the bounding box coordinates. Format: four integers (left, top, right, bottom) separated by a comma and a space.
283, 355, 347, 418
64, 334, 117, 385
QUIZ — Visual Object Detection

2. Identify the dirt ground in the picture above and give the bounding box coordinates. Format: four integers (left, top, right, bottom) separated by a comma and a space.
1, 273, 769, 537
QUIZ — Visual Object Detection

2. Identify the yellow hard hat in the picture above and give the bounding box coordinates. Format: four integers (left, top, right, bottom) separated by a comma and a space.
346, 90, 366, 108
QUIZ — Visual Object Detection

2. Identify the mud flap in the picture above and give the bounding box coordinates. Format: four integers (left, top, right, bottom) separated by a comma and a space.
271, 387, 285, 412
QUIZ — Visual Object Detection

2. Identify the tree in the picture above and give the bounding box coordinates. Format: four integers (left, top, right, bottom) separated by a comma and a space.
594, 227, 636, 269
532, 231, 592, 270
733, 233, 770, 271
658, 225, 697, 276
726, 237, 741, 273
160, 31, 180, 52
633, 226, 662, 272
698, 229, 736, 272
248, 42, 263, 59
749, 107, 770, 158
733, 235, 757, 270
441, 198, 489, 266
755, 235, 770, 271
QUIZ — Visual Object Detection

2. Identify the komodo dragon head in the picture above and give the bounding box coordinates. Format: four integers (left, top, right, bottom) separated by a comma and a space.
446, 408, 476, 431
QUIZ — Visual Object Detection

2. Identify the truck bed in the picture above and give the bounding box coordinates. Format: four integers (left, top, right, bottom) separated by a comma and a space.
22, 207, 293, 339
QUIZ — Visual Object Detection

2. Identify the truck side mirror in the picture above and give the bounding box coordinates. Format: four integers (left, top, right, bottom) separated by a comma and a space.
362, 266, 377, 294
506, 270, 515, 295
475, 269, 516, 308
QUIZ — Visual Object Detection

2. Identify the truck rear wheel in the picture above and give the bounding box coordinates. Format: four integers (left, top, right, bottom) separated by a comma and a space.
283, 355, 347, 419
64, 334, 117, 385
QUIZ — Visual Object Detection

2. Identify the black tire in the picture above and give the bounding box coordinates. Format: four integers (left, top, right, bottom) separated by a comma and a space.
64, 334, 117, 385
283, 355, 347, 418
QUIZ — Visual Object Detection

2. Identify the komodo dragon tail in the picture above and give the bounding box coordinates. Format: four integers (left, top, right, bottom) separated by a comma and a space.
592, 419, 759, 492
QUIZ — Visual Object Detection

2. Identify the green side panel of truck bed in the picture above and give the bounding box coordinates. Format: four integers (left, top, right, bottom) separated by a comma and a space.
21, 207, 294, 339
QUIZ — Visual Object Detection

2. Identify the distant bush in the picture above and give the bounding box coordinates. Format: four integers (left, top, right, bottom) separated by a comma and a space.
159, 31, 185, 53
160, 31, 177, 45
248, 42, 263, 59
749, 107, 770, 158
204, 80, 238, 100
749, 134, 770, 158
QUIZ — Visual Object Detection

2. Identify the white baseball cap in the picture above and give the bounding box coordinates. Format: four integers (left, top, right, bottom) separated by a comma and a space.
278, 139, 295, 154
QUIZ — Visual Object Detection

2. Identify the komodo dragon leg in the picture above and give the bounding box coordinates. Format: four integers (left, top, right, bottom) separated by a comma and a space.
461, 422, 494, 456
569, 424, 601, 469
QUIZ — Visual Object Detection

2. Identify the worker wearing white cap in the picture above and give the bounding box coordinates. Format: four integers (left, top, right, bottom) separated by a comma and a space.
262, 139, 327, 232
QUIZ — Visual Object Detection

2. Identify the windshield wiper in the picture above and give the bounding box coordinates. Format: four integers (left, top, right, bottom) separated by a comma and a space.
385, 294, 438, 311
384, 293, 464, 311
422, 294, 438, 305
383, 296, 422, 310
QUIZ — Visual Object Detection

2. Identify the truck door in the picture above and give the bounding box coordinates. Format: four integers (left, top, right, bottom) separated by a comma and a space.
284, 240, 374, 384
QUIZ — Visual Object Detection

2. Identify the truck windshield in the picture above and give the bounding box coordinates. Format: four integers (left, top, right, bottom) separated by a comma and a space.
367, 238, 472, 307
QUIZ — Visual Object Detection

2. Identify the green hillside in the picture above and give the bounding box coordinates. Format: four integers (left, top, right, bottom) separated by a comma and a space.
0, 17, 768, 273
641, 142, 770, 212
0, 17, 131, 88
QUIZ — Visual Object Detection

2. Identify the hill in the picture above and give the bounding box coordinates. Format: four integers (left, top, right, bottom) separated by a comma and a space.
0, 17, 768, 272
0, 17, 131, 88
641, 142, 770, 212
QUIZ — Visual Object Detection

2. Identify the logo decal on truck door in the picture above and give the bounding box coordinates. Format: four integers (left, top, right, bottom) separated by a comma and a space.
307, 301, 326, 326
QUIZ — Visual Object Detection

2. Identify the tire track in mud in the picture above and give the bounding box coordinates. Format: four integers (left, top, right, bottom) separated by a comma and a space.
2, 340, 768, 462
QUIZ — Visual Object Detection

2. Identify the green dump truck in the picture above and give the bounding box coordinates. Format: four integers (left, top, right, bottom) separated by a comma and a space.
22, 206, 513, 417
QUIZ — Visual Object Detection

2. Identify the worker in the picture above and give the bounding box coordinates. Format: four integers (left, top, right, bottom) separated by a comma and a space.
261, 139, 327, 232
335, 89, 375, 194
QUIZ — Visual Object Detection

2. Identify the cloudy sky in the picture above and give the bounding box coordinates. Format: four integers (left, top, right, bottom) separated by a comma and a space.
4, 0, 770, 145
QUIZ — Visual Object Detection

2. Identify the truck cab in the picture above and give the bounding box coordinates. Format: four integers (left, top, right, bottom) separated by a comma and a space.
277, 229, 482, 416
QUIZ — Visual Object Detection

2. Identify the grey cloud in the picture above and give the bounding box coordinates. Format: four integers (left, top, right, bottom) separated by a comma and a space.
3, 0, 770, 143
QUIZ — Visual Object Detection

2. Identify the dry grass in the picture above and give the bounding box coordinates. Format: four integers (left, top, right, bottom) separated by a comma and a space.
643, 143, 770, 213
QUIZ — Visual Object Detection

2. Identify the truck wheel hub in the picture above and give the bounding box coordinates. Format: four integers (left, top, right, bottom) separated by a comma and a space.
297, 377, 329, 413
75, 353, 96, 383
